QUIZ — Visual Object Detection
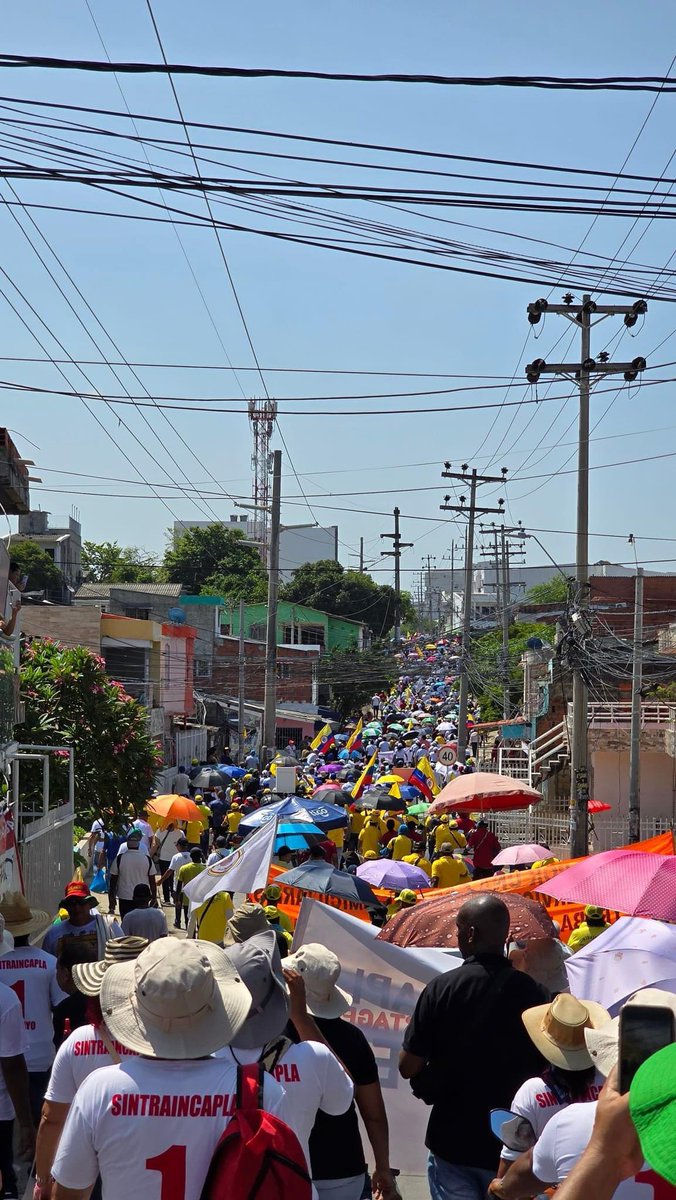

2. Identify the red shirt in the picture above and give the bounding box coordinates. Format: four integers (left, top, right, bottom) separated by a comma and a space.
467, 827, 501, 869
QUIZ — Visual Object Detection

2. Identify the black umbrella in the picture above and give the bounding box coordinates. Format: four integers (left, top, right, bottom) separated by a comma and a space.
275, 862, 383, 908
361, 787, 406, 812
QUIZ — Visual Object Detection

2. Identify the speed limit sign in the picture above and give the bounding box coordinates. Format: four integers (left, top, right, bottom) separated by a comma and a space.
436, 743, 457, 767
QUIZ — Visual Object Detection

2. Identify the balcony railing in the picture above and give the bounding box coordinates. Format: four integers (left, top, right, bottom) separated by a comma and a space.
568, 702, 676, 728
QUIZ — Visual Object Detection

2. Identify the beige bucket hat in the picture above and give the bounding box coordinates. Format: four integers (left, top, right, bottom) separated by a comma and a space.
72, 936, 149, 997
100, 938, 252, 1059
285, 943, 353, 1019
522, 993, 611, 1070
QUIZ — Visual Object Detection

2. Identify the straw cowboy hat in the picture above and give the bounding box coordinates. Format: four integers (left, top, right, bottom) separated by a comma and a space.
72, 937, 149, 997
585, 988, 676, 1078
522, 993, 611, 1071
0, 892, 50, 939
100, 938, 252, 1059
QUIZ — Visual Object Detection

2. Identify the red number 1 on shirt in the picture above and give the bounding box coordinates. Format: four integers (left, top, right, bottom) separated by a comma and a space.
145, 1146, 186, 1200
9, 981, 25, 1018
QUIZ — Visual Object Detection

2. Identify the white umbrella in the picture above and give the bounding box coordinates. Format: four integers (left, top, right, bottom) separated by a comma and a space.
436, 721, 455, 733
565, 916, 676, 1015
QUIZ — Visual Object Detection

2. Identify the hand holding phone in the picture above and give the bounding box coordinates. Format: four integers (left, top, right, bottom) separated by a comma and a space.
619, 1003, 675, 1092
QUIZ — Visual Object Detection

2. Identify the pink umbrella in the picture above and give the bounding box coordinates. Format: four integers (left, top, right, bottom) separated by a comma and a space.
588, 799, 612, 814
492, 843, 553, 867
428, 772, 543, 815
534, 849, 676, 922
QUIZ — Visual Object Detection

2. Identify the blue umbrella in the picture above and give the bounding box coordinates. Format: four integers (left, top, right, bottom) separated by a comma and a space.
275, 820, 324, 852
240, 796, 347, 834
275, 862, 382, 908
217, 764, 246, 779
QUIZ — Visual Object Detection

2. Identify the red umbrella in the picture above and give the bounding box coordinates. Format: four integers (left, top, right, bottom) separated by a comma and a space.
378, 890, 555, 948
428, 772, 543, 815
588, 799, 612, 814
534, 849, 676, 922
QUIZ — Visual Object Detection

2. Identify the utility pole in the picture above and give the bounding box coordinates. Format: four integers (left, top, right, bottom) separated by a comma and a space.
479, 524, 526, 719
359, 537, 364, 573
238, 597, 246, 758
422, 555, 437, 629
381, 508, 413, 645
628, 567, 644, 844
441, 464, 508, 763
526, 293, 647, 856
262, 449, 282, 764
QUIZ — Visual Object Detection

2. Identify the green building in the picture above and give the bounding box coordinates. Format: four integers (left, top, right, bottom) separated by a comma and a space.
220, 601, 367, 652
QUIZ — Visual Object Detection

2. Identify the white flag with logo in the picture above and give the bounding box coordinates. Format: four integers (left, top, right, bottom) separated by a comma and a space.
183, 818, 276, 910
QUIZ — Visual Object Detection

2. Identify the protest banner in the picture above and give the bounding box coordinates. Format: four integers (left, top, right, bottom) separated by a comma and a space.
294, 898, 457, 1176
428, 831, 674, 941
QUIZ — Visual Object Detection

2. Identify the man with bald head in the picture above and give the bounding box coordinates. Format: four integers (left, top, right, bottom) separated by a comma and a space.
399, 895, 548, 1200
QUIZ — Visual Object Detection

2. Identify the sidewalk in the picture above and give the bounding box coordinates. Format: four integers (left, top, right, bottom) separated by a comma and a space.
400, 1177, 428, 1199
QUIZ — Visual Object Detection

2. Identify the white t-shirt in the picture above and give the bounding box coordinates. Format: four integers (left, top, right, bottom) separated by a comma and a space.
0, 946, 66, 1071
168, 851, 191, 874
501, 1071, 603, 1161
122, 908, 168, 942
110, 848, 157, 901
46, 1022, 139, 1104
51, 1056, 285, 1200
532, 1101, 674, 1199
215, 1041, 353, 1171
173, 774, 190, 796
155, 829, 184, 862
206, 850, 229, 867
0, 981, 28, 1119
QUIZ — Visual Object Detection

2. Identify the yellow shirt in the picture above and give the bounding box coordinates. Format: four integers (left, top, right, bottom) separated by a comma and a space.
350, 810, 365, 836
568, 921, 608, 953
391, 834, 413, 861
195, 892, 234, 943
431, 855, 470, 888
403, 853, 432, 878
227, 810, 243, 834
327, 827, 344, 850
176, 861, 205, 905
185, 805, 210, 844
358, 824, 382, 856
434, 823, 456, 852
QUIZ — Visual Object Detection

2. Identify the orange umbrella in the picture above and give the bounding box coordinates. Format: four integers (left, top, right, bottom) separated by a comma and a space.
147, 795, 204, 824
428, 771, 543, 815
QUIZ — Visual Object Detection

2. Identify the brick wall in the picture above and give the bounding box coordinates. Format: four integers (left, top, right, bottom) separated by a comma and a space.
21, 605, 102, 654
210, 636, 318, 703
590, 575, 676, 638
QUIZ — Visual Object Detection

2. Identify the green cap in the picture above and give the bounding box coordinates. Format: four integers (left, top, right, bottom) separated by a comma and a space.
629, 1042, 676, 1185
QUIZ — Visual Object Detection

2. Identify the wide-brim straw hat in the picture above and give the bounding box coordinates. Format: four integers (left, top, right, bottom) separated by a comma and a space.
522, 993, 610, 1070
100, 938, 252, 1059
72, 936, 149, 997
0, 892, 49, 939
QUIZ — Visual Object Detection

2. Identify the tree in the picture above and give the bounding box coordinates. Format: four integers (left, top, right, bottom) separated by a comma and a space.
280, 560, 405, 638
82, 541, 161, 584
9, 540, 63, 592
17, 640, 161, 823
163, 525, 267, 600
524, 575, 569, 605
319, 644, 398, 720
471, 621, 553, 721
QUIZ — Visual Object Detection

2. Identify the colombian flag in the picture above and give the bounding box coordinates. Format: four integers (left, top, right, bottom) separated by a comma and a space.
346, 719, 363, 752
409, 767, 434, 802
416, 755, 440, 796
352, 750, 378, 801
310, 723, 332, 751
317, 732, 336, 755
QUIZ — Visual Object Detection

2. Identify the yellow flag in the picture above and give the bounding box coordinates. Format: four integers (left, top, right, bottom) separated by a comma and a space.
310, 722, 331, 751
352, 750, 378, 801
389, 781, 402, 800
417, 755, 440, 795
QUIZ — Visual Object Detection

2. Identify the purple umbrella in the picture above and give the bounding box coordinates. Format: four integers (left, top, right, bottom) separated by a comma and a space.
356, 859, 431, 890
318, 763, 343, 775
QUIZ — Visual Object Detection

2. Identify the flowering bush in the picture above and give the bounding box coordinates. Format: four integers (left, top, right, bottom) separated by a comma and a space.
17, 640, 161, 822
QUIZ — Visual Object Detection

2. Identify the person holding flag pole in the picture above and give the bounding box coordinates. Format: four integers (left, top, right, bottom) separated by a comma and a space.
346, 719, 363, 753
351, 750, 378, 803
309, 723, 332, 752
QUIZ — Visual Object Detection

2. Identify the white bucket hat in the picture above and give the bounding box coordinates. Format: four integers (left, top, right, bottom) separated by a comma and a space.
585, 987, 676, 1078
100, 938, 252, 1059
0, 914, 13, 956
285, 943, 352, 1019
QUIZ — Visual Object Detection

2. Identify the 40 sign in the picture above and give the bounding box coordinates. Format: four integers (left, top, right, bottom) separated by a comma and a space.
436, 743, 458, 767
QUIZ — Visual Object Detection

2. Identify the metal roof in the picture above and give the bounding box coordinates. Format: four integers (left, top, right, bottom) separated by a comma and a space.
75, 582, 183, 598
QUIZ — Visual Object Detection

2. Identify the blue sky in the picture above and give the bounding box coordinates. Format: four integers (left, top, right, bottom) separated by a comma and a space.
3, 0, 676, 592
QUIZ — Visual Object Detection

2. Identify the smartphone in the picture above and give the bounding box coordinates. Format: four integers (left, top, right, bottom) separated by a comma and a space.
619, 1004, 675, 1092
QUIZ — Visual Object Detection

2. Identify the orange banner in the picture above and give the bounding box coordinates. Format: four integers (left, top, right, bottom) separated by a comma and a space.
431, 832, 675, 941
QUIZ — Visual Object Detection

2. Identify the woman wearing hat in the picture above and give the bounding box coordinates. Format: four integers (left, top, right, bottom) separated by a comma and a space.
495, 994, 610, 1182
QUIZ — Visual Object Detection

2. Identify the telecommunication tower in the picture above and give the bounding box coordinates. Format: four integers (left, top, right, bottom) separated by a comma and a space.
248, 398, 277, 554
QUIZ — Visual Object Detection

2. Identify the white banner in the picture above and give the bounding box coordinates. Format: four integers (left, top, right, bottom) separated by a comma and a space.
293, 898, 460, 1176
183, 819, 276, 910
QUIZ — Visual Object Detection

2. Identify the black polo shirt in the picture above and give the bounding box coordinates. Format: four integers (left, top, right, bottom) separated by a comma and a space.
403, 954, 548, 1169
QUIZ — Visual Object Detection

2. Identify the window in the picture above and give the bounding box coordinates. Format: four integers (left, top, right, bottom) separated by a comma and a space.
194, 658, 210, 678
162, 645, 171, 685
277, 662, 291, 681
249, 623, 266, 641
275, 726, 302, 749
125, 607, 151, 621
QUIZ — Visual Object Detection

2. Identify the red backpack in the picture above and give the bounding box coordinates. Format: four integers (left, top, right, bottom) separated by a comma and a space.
200, 1062, 312, 1200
